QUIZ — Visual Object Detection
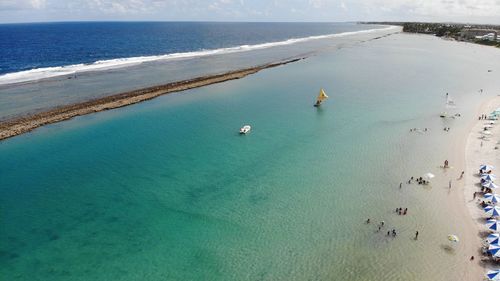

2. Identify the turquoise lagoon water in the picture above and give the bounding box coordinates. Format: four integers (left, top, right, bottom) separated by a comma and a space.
1, 33, 500, 280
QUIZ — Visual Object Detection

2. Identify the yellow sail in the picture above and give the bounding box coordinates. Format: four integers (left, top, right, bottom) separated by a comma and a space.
315, 88, 329, 104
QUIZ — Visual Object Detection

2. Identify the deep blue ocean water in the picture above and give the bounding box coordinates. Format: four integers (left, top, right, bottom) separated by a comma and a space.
0, 22, 374, 75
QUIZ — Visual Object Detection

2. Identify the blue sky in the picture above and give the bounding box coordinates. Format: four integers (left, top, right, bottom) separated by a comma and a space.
0, 0, 499, 24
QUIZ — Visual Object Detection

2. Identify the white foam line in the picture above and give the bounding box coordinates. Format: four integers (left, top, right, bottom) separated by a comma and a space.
0, 26, 397, 86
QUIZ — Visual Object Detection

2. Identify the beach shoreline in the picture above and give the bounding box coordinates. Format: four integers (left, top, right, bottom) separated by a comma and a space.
0, 57, 304, 141
464, 96, 500, 278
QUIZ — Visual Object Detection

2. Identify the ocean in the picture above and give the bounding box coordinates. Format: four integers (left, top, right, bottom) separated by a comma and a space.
0, 22, 381, 84
1, 23, 500, 280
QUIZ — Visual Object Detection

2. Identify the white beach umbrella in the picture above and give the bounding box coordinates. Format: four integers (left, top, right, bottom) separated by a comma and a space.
487, 219, 500, 231
483, 174, 497, 182
482, 131, 492, 135
486, 269, 500, 281
484, 124, 494, 128
447, 234, 459, 243
481, 164, 495, 171
485, 205, 500, 217
487, 233, 500, 244
483, 181, 500, 190
485, 193, 500, 204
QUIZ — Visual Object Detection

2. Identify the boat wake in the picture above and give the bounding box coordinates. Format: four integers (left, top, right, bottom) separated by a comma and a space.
0, 26, 397, 86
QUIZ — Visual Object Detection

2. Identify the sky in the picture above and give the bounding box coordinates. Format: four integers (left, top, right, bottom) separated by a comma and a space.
0, 0, 499, 24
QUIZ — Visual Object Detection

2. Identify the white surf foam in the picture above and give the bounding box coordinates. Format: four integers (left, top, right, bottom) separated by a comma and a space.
0, 26, 397, 86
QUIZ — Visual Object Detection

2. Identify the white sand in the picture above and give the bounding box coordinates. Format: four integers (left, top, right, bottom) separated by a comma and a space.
464, 96, 500, 277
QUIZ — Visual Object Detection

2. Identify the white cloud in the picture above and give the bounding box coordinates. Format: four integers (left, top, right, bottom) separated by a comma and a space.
363, 0, 500, 19
0, 0, 46, 10
0, 0, 499, 23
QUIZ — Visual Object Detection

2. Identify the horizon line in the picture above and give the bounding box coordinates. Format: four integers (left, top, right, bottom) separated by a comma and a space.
0, 20, 498, 26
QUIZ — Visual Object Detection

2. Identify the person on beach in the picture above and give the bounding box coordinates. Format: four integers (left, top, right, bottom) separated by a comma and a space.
366, 219, 370, 224
380, 221, 385, 227
449, 180, 452, 189
444, 160, 449, 168
415, 231, 419, 240
460, 171, 464, 179
399, 182, 402, 189
387, 231, 390, 236
403, 208, 407, 215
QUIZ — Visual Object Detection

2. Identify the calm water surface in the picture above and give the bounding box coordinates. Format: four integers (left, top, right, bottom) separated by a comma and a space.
1, 33, 500, 280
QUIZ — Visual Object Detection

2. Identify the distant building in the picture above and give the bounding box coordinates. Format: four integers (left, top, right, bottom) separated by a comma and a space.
461, 29, 498, 41
476, 33, 497, 41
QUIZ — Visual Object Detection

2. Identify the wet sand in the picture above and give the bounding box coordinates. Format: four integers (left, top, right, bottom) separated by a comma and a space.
0, 57, 304, 141
464, 96, 500, 277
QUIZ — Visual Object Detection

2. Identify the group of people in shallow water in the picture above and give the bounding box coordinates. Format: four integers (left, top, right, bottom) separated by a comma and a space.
406, 176, 429, 185
365, 208, 418, 239
478, 114, 489, 120
396, 207, 408, 215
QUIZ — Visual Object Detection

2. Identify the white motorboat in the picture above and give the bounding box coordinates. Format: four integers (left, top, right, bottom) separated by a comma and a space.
239, 125, 251, 134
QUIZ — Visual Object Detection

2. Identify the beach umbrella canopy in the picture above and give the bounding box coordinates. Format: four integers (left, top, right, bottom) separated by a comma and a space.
487, 219, 500, 231
489, 244, 500, 257
485, 124, 494, 128
483, 182, 500, 190
486, 269, 500, 281
487, 233, 500, 244
485, 205, 500, 217
483, 174, 497, 182
447, 234, 459, 242
481, 164, 496, 171
423, 173, 435, 180
485, 193, 500, 204
482, 131, 493, 135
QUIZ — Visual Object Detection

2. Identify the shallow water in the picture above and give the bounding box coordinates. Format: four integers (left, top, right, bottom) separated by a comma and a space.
1, 33, 500, 280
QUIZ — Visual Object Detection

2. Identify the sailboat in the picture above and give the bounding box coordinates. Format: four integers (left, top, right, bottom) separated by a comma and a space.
313, 88, 329, 107
441, 93, 456, 118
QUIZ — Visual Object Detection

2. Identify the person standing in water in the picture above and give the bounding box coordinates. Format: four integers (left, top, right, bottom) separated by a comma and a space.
415, 231, 419, 240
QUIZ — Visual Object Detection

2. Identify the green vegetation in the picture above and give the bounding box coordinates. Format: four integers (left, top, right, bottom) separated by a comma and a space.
402, 22, 462, 37
474, 39, 500, 48
361, 22, 500, 48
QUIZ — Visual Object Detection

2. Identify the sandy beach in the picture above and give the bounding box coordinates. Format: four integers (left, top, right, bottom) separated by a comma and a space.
0, 57, 303, 141
464, 96, 500, 277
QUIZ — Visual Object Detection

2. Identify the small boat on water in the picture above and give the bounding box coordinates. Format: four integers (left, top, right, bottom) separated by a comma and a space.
239, 125, 251, 134
440, 112, 447, 118
313, 88, 329, 107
